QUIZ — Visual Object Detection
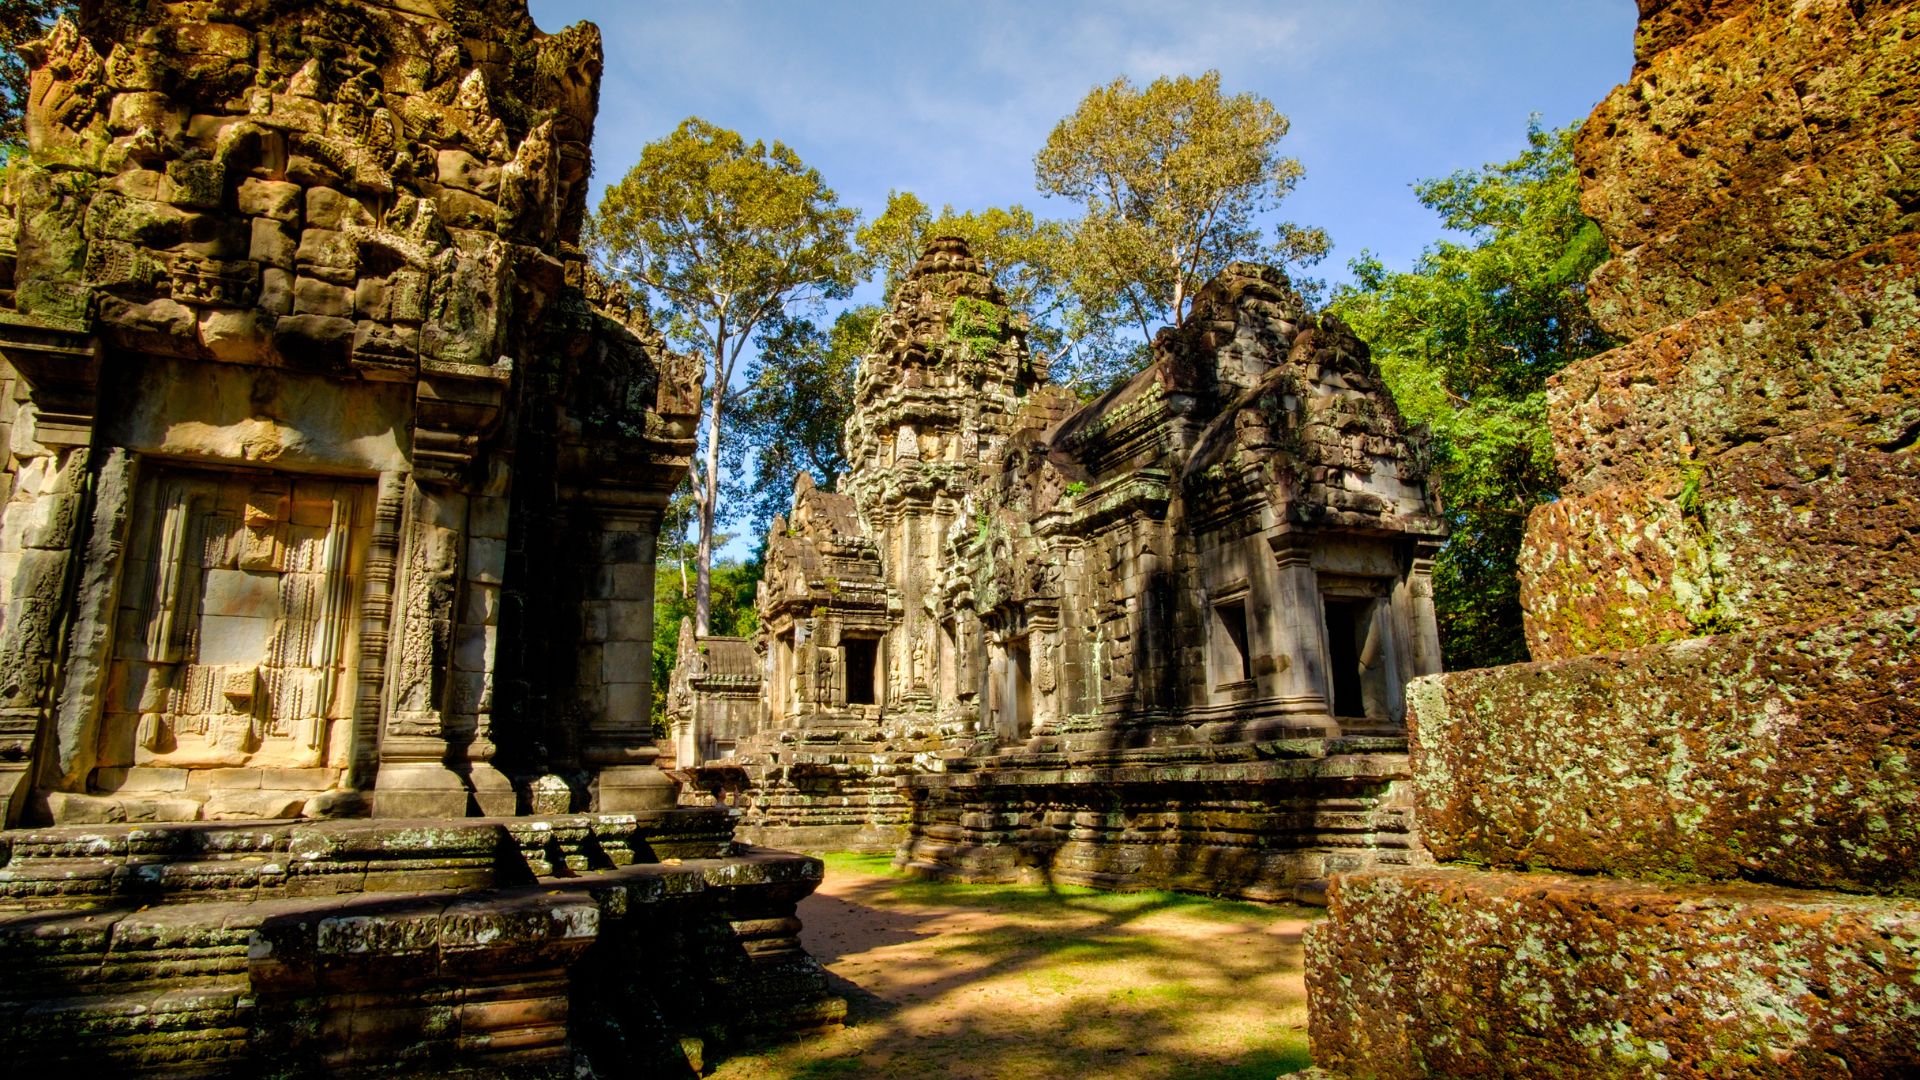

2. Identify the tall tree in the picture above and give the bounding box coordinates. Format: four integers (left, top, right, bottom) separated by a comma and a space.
1035, 71, 1327, 351
595, 117, 859, 635
732, 305, 876, 536
1329, 121, 1613, 669
0, 1, 72, 155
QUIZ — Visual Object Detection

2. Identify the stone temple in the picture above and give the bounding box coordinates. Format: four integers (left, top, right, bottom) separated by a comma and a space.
0, 1, 840, 1072
4, 0, 1918, 1075
671, 236, 1447, 900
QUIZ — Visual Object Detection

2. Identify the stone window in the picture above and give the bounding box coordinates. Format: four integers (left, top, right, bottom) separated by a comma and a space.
1211, 598, 1253, 688
842, 635, 880, 706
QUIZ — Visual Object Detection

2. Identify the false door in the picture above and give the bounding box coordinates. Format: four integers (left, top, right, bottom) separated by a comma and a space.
104, 468, 372, 772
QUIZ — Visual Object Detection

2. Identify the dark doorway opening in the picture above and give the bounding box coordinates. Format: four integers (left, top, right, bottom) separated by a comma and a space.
1007, 638, 1033, 740
844, 637, 879, 706
1323, 600, 1368, 719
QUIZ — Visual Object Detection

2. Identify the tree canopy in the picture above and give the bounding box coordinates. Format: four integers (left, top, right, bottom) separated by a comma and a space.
1329, 121, 1613, 669
731, 305, 877, 537
1035, 71, 1328, 351
595, 117, 860, 635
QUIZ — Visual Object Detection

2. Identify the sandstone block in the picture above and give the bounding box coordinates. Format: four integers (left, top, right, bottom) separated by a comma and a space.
84, 190, 185, 247
248, 216, 296, 269
106, 91, 183, 137
436, 188, 500, 231
45, 792, 202, 824
1547, 234, 1920, 499
1411, 605, 1920, 894
1520, 428, 1920, 658
1578, 0, 1920, 336
294, 227, 355, 273
436, 149, 500, 197
196, 306, 275, 364
236, 178, 301, 223
292, 275, 352, 318
258, 267, 293, 315
1306, 868, 1920, 1079
165, 159, 224, 210
272, 314, 353, 368
303, 186, 374, 231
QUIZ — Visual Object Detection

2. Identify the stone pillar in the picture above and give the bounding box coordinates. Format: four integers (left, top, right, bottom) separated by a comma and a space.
1266, 534, 1334, 721
373, 362, 514, 818
0, 320, 100, 825
373, 478, 472, 818
578, 494, 675, 812
453, 458, 515, 816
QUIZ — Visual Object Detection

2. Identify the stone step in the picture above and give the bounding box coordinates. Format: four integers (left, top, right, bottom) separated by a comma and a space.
1406, 604, 1920, 896
1307, 867, 1920, 1079
0, 811, 741, 909
5, 822, 293, 863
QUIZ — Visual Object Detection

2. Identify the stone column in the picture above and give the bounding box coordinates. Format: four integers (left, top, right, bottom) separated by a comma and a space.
373, 478, 472, 817
578, 493, 675, 812
0, 320, 100, 825
1265, 533, 1335, 721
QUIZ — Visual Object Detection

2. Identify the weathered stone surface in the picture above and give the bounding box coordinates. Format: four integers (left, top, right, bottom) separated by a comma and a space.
0, 819, 843, 1074
1307, 2, 1920, 1075
1579, 0, 1920, 338
1519, 426, 1920, 659
1307, 868, 1920, 1079
1548, 234, 1920, 500
1412, 606, 1920, 895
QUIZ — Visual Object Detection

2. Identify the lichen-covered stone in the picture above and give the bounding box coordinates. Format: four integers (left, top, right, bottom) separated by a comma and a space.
1306, 868, 1920, 1079
1519, 426, 1920, 659
1307, 0, 1920, 1073
1579, 0, 1920, 338
1411, 605, 1920, 895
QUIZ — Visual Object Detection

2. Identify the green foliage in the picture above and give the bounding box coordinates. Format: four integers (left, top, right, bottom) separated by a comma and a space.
0, 1, 72, 156
1035, 71, 1328, 354
651, 555, 763, 721
595, 116, 859, 634
1329, 121, 1615, 669
732, 305, 875, 537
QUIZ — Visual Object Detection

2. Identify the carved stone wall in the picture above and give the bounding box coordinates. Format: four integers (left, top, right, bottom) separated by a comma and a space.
1303, 1, 1920, 1075
0, 1, 698, 824
0, 3, 847, 1074
682, 239, 1447, 896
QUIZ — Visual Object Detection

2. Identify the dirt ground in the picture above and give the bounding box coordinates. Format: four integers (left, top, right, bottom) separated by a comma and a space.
707, 854, 1320, 1080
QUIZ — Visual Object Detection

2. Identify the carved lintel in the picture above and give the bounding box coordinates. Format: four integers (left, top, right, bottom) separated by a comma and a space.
411, 357, 512, 485
0, 315, 101, 447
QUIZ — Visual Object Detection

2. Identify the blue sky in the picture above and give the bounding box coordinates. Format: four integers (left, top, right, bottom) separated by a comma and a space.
529, 1, 1635, 287
524, 1, 1637, 556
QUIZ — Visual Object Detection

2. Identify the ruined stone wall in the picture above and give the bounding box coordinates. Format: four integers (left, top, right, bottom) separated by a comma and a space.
1305, 1, 1920, 1074
0, 0, 697, 824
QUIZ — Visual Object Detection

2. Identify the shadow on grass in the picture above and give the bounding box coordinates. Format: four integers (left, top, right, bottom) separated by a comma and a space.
709, 853, 1322, 1080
